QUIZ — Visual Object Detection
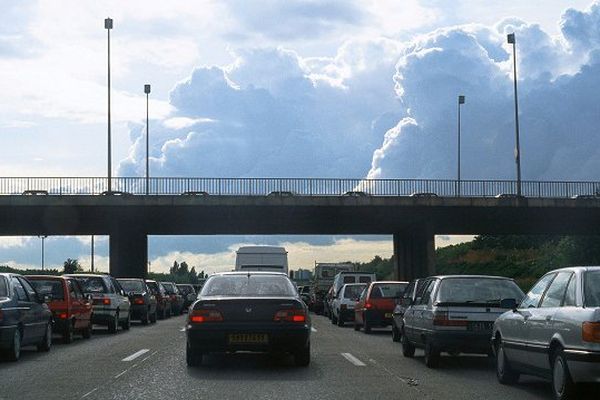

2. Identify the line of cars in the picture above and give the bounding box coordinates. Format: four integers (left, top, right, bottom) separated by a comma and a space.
0, 272, 198, 362
321, 267, 600, 400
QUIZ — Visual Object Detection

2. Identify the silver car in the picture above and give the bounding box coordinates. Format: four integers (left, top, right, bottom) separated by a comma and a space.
492, 266, 600, 400
401, 275, 524, 368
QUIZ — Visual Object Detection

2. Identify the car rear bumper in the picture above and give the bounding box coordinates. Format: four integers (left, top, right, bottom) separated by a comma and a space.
565, 349, 600, 383
428, 330, 492, 354
339, 308, 355, 321
365, 309, 394, 327
187, 323, 310, 354
130, 304, 148, 319
91, 309, 118, 325
0, 324, 17, 348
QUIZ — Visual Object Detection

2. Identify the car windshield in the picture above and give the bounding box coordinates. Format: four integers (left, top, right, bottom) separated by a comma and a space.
201, 274, 297, 297
370, 283, 407, 299
584, 271, 600, 307
344, 285, 366, 299
437, 278, 524, 304
73, 276, 108, 294
118, 280, 145, 293
0, 276, 7, 298
29, 279, 64, 300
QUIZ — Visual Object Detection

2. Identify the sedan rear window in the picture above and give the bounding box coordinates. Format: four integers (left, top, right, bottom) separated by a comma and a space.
437, 278, 524, 304
343, 285, 366, 299
584, 271, 600, 307
0, 276, 7, 298
73, 277, 108, 294
29, 280, 64, 300
118, 280, 145, 293
370, 283, 407, 299
201, 275, 296, 297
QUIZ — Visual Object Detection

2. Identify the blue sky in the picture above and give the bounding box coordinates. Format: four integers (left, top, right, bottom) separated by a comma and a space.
1, 0, 599, 273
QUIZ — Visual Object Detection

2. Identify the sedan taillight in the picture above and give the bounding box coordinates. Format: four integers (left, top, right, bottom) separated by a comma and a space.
433, 312, 468, 327
582, 322, 600, 343
189, 309, 223, 323
273, 309, 306, 323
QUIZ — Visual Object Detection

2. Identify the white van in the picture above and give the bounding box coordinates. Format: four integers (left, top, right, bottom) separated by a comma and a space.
235, 246, 289, 275
332, 271, 376, 297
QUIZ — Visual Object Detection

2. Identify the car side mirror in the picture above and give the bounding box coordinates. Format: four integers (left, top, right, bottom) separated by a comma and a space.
500, 298, 517, 310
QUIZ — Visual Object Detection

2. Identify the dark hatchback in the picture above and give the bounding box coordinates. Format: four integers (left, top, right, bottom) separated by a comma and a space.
0, 273, 53, 361
117, 278, 158, 325
186, 272, 311, 367
162, 282, 184, 316
146, 280, 171, 319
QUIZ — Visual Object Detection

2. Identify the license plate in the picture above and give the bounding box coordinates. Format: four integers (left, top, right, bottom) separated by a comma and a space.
468, 322, 493, 332
385, 313, 393, 318
228, 333, 268, 345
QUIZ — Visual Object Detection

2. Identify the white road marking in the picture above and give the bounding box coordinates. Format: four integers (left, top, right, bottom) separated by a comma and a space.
341, 352, 366, 366
180, 327, 186, 332
122, 349, 150, 362
311, 327, 317, 332
81, 388, 98, 398
114, 370, 128, 379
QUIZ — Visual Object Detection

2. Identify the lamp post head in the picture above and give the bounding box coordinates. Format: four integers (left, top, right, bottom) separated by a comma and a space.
104, 18, 113, 30
458, 95, 465, 104
507, 33, 515, 44
144, 84, 151, 94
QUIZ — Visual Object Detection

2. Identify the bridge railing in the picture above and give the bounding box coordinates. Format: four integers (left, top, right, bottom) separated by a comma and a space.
0, 177, 599, 198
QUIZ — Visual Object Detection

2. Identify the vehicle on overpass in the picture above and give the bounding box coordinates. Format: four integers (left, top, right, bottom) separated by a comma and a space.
186, 271, 311, 367
331, 283, 367, 326
0, 273, 53, 361
28, 275, 93, 342
66, 274, 132, 333
401, 275, 524, 368
354, 281, 408, 333
117, 278, 158, 325
235, 246, 289, 274
493, 266, 600, 400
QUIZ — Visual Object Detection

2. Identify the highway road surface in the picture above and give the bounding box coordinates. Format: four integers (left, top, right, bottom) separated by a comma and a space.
0, 314, 594, 400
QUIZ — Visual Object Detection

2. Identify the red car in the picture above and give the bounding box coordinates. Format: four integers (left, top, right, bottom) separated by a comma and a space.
28, 275, 93, 343
354, 281, 408, 333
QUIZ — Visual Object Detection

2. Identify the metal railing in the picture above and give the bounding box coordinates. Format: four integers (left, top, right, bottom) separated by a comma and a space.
0, 177, 599, 198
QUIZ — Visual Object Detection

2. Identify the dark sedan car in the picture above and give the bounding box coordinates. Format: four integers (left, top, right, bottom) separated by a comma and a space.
0, 273, 53, 361
117, 278, 158, 325
146, 280, 171, 319
186, 272, 311, 367
162, 282, 184, 316
176, 284, 197, 310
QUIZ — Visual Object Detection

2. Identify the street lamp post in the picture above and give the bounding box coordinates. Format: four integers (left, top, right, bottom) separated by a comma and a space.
144, 84, 151, 195
38, 235, 48, 271
507, 33, 522, 196
457, 95, 465, 196
105, 18, 113, 192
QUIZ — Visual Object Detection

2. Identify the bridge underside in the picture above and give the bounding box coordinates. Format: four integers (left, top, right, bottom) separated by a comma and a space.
1, 195, 599, 279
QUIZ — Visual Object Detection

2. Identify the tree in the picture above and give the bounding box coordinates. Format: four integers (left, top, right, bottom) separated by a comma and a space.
170, 261, 180, 276
63, 258, 82, 274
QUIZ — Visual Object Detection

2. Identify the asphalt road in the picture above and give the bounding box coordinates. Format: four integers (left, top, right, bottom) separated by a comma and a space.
0, 314, 592, 400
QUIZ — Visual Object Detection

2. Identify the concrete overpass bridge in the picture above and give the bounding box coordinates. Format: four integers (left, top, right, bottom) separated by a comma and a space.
1, 177, 599, 280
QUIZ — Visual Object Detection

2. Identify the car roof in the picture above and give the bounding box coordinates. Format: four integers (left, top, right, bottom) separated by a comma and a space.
544, 266, 600, 273
211, 271, 289, 277
65, 274, 108, 278
337, 271, 372, 275
370, 281, 409, 284
26, 275, 66, 280
429, 275, 515, 280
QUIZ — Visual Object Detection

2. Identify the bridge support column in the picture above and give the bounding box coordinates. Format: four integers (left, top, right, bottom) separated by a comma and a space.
393, 232, 435, 281
109, 228, 148, 278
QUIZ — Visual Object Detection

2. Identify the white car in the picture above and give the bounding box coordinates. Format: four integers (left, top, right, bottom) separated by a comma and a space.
331, 283, 367, 326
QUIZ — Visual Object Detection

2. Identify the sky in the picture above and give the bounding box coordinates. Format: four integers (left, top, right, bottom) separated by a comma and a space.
1, 0, 599, 273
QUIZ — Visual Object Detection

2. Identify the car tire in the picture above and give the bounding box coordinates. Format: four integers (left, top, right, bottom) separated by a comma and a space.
496, 339, 519, 384
294, 343, 310, 367
141, 307, 150, 325
121, 312, 131, 331
150, 310, 157, 324
337, 313, 344, 327
363, 314, 371, 334
552, 348, 577, 400
186, 343, 202, 367
63, 321, 74, 344
5, 328, 21, 361
108, 313, 118, 334
167, 306, 172, 318
331, 312, 337, 325
37, 323, 52, 352
82, 324, 92, 339
353, 321, 360, 331
392, 323, 401, 342
401, 331, 415, 358
424, 342, 440, 368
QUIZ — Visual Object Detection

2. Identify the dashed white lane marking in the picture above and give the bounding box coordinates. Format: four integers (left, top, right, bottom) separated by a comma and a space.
114, 369, 128, 379
122, 349, 150, 362
341, 352, 366, 366
180, 327, 186, 332
81, 387, 98, 398
311, 327, 317, 332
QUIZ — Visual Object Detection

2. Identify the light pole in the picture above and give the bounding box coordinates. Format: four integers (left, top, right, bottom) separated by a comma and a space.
457, 95, 465, 196
105, 17, 113, 192
38, 235, 48, 271
144, 84, 151, 195
91, 235, 95, 272
507, 33, 522, 196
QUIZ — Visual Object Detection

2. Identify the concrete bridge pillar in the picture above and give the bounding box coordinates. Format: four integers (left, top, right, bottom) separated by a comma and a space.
393, 231, 435, 281
109, 227, 148, 278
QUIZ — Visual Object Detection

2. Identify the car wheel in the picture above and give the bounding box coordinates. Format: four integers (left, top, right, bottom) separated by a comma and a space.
353, 321, 360, 331
63, 321, 74, 344
186, 342, 202, 367
141, 307, 150, 325
167, 306, 172, 318
121, 312, 131, 331
294, 343, 310, 367
82, 324, 92, 339
108, 313, 118, 334
552, 348, 577, 400
392, 323, 401, 342
150, 310, 157, 324
331, 312, 337, 325
363, 314, 371, 334
401, 330, 415, 358
6, 328, 21, 361
337, 313, 344, 327
496, 339, 519, 384
424, 342, 440, 368
37, 323, 52, 352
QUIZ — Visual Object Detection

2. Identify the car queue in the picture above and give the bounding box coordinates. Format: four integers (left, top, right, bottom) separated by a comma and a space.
319, 267, 600, 400
0, 272, 197, 362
